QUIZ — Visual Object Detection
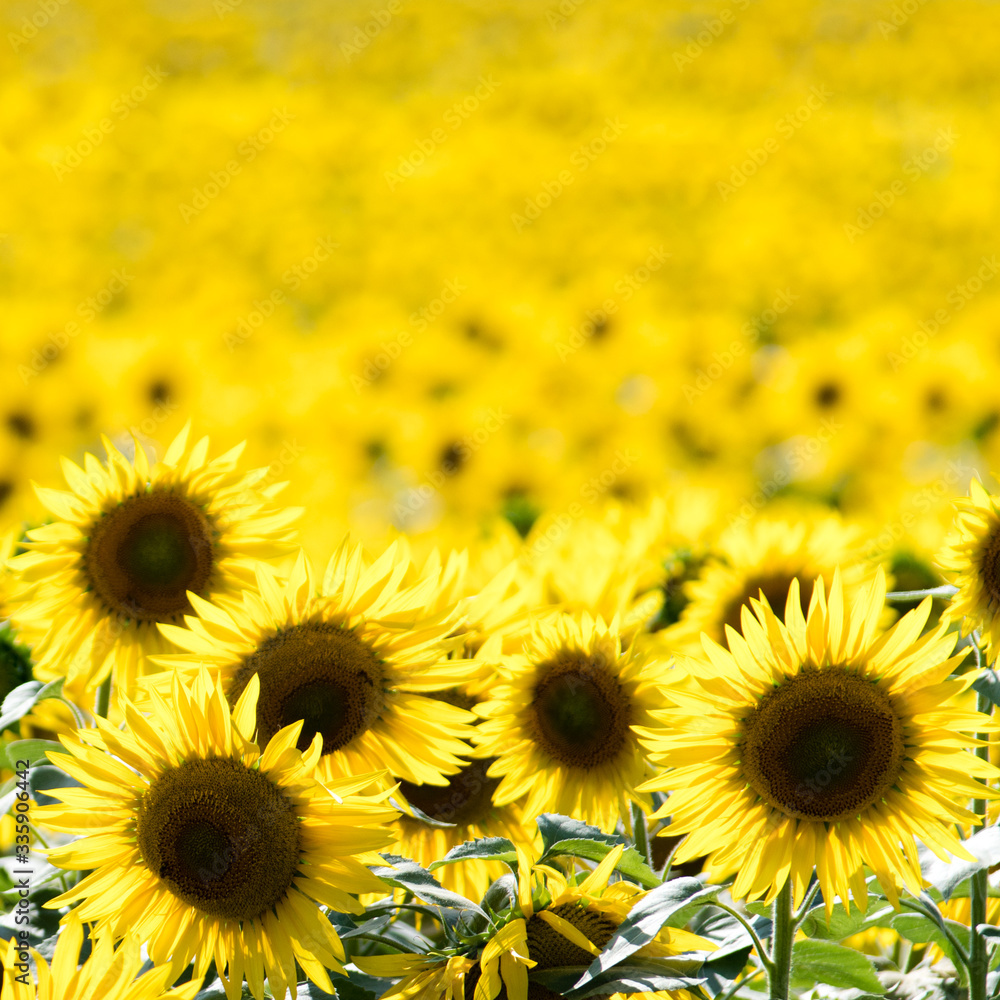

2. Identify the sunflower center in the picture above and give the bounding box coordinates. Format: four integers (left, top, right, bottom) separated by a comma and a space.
741, 670, 904, 822
228, 622, 386, 754
84, 493, 215, 623
398, 757, 500, 827
136, 757, 300, 920
722, 573, 814, 641
526, 903, 618, 968
529, 654, 632, 769
981, 527, 1000, 608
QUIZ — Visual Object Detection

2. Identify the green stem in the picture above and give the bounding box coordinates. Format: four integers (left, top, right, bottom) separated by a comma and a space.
631, 800, 651, 868
768, 880, 794, 1000
94, 674, 111, 720
714, 900, 774, 976
792, 880, 822, 925
884, 585, 958, 601
969, 667, 992, 1000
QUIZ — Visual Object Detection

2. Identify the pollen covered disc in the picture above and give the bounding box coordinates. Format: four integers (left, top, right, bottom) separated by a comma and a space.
136, 757, 301, 921
527, 903, 618, 967
228, 621, 386, 753
84, 492, 215, 622
528, 652, 632, 768
741, 670, 905, 822
980, 526, 1000, 608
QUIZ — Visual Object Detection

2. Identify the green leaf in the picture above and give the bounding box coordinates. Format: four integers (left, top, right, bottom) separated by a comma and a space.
892, 911, 971, 966
537, 814, 625, 852
572, 877, 719, 989
799, 901, 896, 940
371, 854, 487, 918
921, 827, 1000, 901
1, 739, 66, 769
539, 838, 660, 889
973, 670, 1000, 711
532, 959, 705, 999
0, 682, 44, 734
791, 939, 884, 993
428, 836, 518, 872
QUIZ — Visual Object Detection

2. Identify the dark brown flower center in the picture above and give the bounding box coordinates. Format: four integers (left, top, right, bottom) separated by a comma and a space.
84, 492, 215, 623
980, 527, 1000, 608
136, 757, 300, 920
398, 757, 500, 827
721, 573, 815, 643
528, 653, 632, 769
741, 670, 904, 822
227, 622, 386, 754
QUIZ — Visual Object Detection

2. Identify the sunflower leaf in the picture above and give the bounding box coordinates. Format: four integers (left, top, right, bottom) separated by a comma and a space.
536, 814, 625, 852
428, 837, 519, 873
0, 739, 66, 770
973, 670, 1000, 711
0, 682, 44, 734
540, 839, 660, 889
891, 911, 971, 967
799, 902, 896, 940
571, 877, 720, 989
920, 827, 1000, 900
534, 958, 704, 999
791, 939, 884, 992
372, 854, 488, 918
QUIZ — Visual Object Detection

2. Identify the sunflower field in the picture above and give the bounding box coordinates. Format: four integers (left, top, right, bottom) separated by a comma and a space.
4, 1, 1000, 999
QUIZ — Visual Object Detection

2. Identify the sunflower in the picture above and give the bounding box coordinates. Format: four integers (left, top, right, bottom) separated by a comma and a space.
473, 613, 661, 832
1, 913, 202, 1000
35, 668, 398, 1000
5, 425, 300, 702
359, 844, 705, 1000
661, 511, 880, 654
637, 570, 999, 911
392, 678, 535, 901
938, 476, 1000, 663
145, 541, 477, 789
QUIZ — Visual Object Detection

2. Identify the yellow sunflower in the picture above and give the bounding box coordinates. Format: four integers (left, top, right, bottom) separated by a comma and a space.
5, 425, 300, 702
1, 914, 202, 1000
637, 570, 999, 912
662, 511, 880, 653
938, 476, 1000, 663
392, 678, 535, 901
473, 613, 661, 832
359, 844, 705, 1000
146, 541, 477, 788
34, 668, 398, 1000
